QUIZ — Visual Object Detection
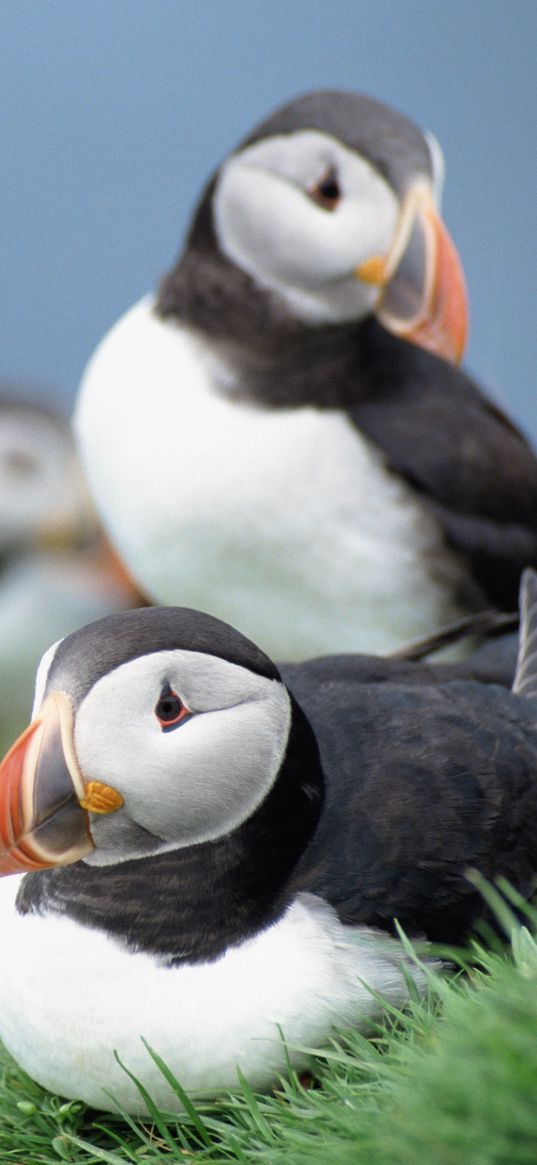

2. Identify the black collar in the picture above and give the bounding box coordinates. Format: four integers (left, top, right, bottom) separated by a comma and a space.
17, 696, 324, 965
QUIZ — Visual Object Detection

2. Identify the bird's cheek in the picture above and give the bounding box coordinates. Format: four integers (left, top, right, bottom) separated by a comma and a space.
0, 691, 102, 875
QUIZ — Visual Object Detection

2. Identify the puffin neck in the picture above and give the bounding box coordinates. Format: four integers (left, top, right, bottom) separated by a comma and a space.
156, 242, 428, 411
16, 697, 324, 966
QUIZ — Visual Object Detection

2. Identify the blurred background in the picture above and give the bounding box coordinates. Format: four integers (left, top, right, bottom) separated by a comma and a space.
0, 1, 535, 742
1, 0, 535, 432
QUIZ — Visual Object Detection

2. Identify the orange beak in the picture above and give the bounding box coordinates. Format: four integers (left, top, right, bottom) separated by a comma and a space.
355, 181, 468, 365
0, 692, 94, 875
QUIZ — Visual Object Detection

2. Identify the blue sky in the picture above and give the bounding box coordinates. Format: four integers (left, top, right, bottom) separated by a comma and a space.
1, 1, 536, 437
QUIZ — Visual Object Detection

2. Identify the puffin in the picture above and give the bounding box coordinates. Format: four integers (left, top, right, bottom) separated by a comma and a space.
0, 391, 142, 743
0, 571, 536, 1113
75, 89, 537, 659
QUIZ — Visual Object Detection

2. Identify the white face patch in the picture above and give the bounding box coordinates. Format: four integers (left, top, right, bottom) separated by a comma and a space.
213, 130, 399, 324
0, 411, 87, 545
72, 649, 292, 864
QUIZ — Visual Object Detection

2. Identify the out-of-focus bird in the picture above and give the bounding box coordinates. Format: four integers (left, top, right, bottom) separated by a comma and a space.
75, 89, 537, 659
0, 390, 143, 743
0, 571, 536, 1112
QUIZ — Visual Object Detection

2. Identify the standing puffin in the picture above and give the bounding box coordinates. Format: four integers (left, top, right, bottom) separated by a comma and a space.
0, 571, 536, 1112
0, 391, 141, 743
75, 90, 537, 658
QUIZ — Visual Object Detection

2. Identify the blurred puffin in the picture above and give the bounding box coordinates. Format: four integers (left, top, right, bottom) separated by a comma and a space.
75, 90, 537, 658
0, 391, 142, 742
0, 571, 536, 1112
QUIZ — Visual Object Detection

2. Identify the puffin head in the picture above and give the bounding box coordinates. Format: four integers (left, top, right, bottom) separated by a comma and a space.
0, 395, 95, 555
0, 607, 303, 874
174, 89, 467, 363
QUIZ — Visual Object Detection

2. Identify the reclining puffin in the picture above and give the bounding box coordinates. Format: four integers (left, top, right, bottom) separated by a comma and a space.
0, 571, 536, 1112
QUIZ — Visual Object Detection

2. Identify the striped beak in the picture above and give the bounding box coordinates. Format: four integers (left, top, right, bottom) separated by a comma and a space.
0, 692, 94, 875
355, 181, 468, 365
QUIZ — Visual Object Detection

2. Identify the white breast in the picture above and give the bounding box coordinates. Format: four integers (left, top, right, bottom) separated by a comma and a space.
75, 296, 467, 658
0, 881, 426, 1114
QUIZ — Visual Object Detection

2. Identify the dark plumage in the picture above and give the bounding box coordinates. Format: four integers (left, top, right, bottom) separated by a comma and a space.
287, 657, 536, 941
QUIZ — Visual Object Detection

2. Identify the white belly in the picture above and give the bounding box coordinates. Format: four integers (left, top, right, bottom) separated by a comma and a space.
0, 881, 424, 1114
75, 297, 466, 658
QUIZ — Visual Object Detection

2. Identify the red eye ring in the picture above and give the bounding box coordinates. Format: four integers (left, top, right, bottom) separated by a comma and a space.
155, 686, 191, 730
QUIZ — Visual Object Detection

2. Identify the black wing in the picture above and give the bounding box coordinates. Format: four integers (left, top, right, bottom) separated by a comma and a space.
350, 321, 537, 611
289, 676, 537, 944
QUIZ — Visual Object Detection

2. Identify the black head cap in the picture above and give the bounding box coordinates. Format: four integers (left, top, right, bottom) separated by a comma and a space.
239, 90, 433, 196
185, 89, 433, 254
45, 605, 281, 708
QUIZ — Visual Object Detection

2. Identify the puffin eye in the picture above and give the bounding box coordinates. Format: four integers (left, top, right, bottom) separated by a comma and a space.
308, 167, 341, 211
4, 449, 41, 480
155, 684, 191, 731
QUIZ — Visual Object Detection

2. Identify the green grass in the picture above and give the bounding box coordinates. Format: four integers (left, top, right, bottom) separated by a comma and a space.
2, 884, 537, 1164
